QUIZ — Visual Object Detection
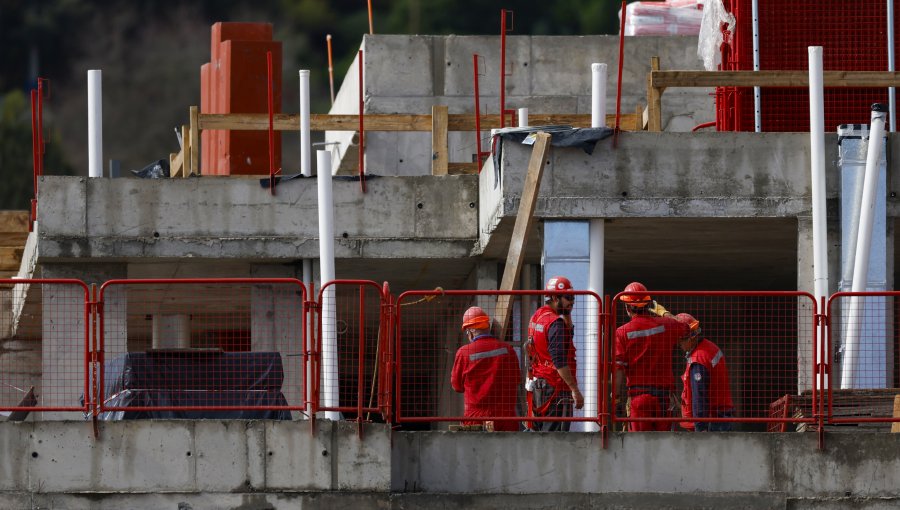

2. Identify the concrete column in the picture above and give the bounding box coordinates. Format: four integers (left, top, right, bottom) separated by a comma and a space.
250, 265, 304, 417
40, 263, 126, 420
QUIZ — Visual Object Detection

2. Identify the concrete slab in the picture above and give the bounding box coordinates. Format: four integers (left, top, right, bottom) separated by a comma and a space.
363, 35, 435, 97
265, 419, 332, 490
195, 420, 251, 491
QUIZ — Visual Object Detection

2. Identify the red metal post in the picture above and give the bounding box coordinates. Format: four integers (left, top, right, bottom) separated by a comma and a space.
358, 49, 367, 193
614, 0, 627, 146
327, 35, 335, 105
473, 54, 489, 169
500, 9, 507, 129
266, 51, 276, 195
37, 79, 46, 177
357, 285, 366, 437
30, 90, 38, 229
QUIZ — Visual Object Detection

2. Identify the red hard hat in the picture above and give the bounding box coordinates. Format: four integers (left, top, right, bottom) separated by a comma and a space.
675, 313, 701, 336
545, 276, 574, 292
462, 306, 491, 331
621, 281, 651, 306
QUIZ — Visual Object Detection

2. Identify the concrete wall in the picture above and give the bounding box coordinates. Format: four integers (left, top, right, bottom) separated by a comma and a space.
329, 35, 713, 176
2, 422, 900, 509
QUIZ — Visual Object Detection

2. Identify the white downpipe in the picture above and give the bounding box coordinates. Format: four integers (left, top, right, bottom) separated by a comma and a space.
841, 105, 887, 389
584, 219, 604, 432
299, 70, 312, 177
591, 63, 608, 128
87, 70, 103, 178
518, 107, 529, 128
808, 47, 829, 303
752, 0, 761, 132
317, 150, 340, 420
888, 0, 896, 132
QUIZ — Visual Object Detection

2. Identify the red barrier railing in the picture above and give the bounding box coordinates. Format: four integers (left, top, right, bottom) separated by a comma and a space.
394, 289, 602, 430
96, 278, 307, 418
0, 279, 90, 415
826, 292, 900, 429
609, 290, 819, 433
312, 280, 388, 425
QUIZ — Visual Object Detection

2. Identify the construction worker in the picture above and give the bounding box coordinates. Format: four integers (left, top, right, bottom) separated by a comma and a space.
451, 306, 521, 431
525, 276, 584, 432
675, 313, 735, 432
614, 282, 689, 432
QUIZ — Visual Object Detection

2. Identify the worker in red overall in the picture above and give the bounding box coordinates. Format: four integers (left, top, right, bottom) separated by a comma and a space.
451, 306, 521, 431
675, 313, 735, 432
614, 282, 688, 431
525, 275, 584, 432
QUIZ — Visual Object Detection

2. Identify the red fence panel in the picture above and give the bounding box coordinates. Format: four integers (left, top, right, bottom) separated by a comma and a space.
96, 278, 307, 418
394, 289, 603, 430
826, 292, 900, 429
610, 290, 818, 432
0, 279, 91, 416
313, 280, 389, 422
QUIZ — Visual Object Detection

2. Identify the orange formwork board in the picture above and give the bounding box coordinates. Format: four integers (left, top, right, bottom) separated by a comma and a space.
216, 40, 282, 175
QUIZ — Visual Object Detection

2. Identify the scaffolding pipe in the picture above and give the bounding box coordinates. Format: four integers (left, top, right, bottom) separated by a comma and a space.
752, 0, 761, 132
841, 104, 887, 389
591, 63, 607, 129
317, 149, 341, 420
326, 35, 335, 105
87, 70, 103, 178
889, 0, 896, 132
808, 47, 829, 303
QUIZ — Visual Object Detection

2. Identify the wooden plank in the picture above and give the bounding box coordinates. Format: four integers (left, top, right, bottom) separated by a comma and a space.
0, 211, 29, 232
647, 57, 663, 132
181, 125, 191, 177
0, 232, 28, 246
0, 246, 23, 271
169, 150, 183, 178
431, 105, 449, 176
651, 70, 900, 89
190, 106, 200, 176
495, 132, 552, 340
448, 163, 480, 175
892, 395, 900, 433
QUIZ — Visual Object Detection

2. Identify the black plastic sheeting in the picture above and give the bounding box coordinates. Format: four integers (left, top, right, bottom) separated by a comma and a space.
98, 351, 291, 420
491, 125, 614, 188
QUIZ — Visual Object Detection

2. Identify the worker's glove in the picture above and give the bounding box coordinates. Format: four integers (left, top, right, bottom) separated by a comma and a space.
648, 300, 669, 317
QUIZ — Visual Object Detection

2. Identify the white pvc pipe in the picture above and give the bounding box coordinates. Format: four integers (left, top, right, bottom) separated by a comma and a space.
584, 219, 604, 433
87, 70, 103, 178
752, 0, 761, 132
808, 47, 829, 304
591, 63, 608, 128
317, 150, 340, 420
841, 105, 887, 389
888, 0, 896, 132
518, 107, 528, 128
299, 70, 312, 177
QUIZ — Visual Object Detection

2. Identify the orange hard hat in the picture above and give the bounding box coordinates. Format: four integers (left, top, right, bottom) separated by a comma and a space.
675, 313, 701, 337
621, 281, 651, 306
461, 306, 491, 331
545, 276, 574, 292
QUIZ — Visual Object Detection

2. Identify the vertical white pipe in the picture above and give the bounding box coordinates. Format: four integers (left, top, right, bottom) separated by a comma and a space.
888, 0, 896, 132
518, 107, 529, 128
591, 63, 608, 128
842, 105, 887, 389
317, 150, 340, 420
752, 0, 761, 132
808, 47, 829, 303
299, 70, 312, 177
584, 219, 604, 432
87, 70, 103, 178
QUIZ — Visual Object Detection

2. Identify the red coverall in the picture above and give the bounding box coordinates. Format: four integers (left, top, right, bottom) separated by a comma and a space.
528, 305, 577, 392
451, 334, 522, 431
615, 314, 688, 431
680, 338, 734, 431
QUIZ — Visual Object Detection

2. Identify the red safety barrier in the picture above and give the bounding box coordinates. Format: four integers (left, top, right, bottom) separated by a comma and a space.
610, 290, 819, 433
394, 289, 602, 431
826, 292, 900, 429
312, 280, 390, 425
96, 279, 307, 419
0, 279, 91, 416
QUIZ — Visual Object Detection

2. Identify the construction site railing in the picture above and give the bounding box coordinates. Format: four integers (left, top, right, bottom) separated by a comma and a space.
312, 280, 390, 428
826, 292, 900, 431
393, 289, 603, 430
609, 290, 820, 433
96, 278, 308, 419
0, 279, 90, 417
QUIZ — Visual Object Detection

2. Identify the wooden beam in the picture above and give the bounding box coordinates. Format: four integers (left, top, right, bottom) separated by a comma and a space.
0, 211, 29, 232
169, 150, 183, 178
892, 395, 900, 433
0, 232, 29, 246
647, 56, 663, 132
447, 163, 480, 175
431, 105, 449, 176
651, 70, 900, 89
0, 247, 23, 271
495, 132, 552, 340
181, 125, 190, 177
189, 106, 200, 176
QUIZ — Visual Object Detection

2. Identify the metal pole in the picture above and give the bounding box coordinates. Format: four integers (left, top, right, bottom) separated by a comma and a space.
888, 0, 896, 132
752, 0, 761, 132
